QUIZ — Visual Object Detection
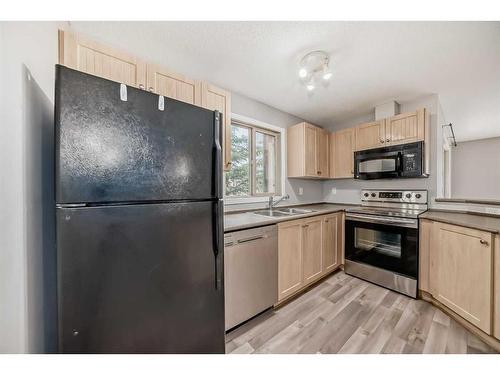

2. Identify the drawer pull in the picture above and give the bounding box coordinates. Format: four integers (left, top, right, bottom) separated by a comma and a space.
479, 239, 489, 245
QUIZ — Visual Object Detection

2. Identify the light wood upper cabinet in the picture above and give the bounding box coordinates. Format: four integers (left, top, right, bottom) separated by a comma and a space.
278, 220, 304, 301
200, 82, 232, 171
58, 30, 147, 89
355, 120, 386, 151
317, 128, 329, 177
322, 213, 342, 273
330, 128, 355, 179
146, 63, 201, 105
302, 217, 323, 284
385, 108, 425, 146
429, 222, 493, 334
304, 124, 317, 176
287, 122, 329, 179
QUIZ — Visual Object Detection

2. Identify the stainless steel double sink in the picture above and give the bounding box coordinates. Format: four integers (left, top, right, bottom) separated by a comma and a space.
252, 207, 316, 217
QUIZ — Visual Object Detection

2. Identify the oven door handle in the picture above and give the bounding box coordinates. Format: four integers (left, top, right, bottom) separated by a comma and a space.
346, 213, 418, 228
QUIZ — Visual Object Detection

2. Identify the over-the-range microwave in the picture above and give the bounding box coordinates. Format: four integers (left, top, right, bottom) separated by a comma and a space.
354, 141, 427, 180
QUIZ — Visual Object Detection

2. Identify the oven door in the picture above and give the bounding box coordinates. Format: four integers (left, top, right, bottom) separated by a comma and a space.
354, 150, 402, 179
345, 213, 418, 279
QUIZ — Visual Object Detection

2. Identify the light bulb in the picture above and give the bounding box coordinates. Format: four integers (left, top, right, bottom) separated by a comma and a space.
299, 68, 308, 78
322, 72, 332, 80
306, 84, 315, 91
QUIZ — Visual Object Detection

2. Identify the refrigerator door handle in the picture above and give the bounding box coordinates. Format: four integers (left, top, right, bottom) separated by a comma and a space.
213, 111, 223, 199
213, 201, 223, 290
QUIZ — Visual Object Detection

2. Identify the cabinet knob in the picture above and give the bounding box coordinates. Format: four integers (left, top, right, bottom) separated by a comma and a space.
479, 239, 489, 245
138, 84, 145, 90
386, 138, 391, 142
380, 139, 385, 143
302, 224, 309, 228
317, 171, 321, 174
148, 87, 154, 92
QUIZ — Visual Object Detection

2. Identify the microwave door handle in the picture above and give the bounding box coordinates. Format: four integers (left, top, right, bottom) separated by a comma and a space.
396, 152, 403, 173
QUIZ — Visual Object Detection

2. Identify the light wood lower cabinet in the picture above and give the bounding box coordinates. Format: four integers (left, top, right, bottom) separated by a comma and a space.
423, 220, 494, 334
278, 213, 343, 302
323, 213, 342, 272
302, 217, 323, 284
277, 220, 303, 301
495, 234, 500, 340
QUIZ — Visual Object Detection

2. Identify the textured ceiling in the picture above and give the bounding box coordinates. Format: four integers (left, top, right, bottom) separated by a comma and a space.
70, 21, 500, 141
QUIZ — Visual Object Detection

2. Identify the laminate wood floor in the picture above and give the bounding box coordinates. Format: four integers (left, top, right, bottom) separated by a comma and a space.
225, 271, 498, 354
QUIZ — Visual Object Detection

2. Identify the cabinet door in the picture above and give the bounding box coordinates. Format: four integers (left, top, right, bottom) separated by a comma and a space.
429, 222, 493, 334
385, 108, 425, 146
334, 128, 355, 178
354, 120, 385, 151
418, 219, 432, 293
278, 220, 303, 301
304, 124, 317, 177
200, 83, 232, 171
316, 128, 329, 177
495, 235, 500, 340
322, 213, 341, 274
58, 30, 146, 89
146, 63, 201, 105
302, 218, 323, 285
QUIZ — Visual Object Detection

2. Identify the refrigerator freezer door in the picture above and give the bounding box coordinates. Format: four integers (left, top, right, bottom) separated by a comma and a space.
55, 65, 222, 204
56, 201, 225, 353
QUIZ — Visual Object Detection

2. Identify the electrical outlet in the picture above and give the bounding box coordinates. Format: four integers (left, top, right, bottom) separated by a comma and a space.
298, 187, 304, 196
331, 187, 337, 195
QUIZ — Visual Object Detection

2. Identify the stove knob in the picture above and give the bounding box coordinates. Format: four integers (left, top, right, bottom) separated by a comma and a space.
364, 193, 369, 197
415, 193, 422, 199
371, 193, 376, 198
406, 193, 412, 199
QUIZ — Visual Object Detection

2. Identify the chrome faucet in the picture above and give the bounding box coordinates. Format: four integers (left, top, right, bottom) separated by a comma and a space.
268, 194, 290, 210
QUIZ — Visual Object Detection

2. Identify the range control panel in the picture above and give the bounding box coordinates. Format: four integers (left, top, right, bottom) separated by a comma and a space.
361, 189, 428, 204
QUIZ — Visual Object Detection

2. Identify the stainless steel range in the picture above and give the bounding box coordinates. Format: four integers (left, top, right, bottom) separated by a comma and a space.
344, 189, 428, 298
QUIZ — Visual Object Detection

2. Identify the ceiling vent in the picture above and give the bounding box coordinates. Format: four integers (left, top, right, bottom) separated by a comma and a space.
375, 101, 400, 120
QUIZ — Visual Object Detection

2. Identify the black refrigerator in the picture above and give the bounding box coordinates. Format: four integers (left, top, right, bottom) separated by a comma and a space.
54, 65, 225, 353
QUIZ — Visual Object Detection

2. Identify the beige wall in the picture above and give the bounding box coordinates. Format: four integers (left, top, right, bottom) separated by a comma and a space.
451, 136, 500, 199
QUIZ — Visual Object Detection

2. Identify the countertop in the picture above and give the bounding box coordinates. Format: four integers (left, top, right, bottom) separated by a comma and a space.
224, 203, 357, 232
419, 210, 500, 234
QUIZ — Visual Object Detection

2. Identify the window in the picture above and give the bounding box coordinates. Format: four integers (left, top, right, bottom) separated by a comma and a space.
225, 119, 282, 198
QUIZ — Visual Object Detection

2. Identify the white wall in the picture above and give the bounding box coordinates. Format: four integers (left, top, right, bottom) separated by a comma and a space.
451, 137, 500, 200
0, 21, 62, 353
322, 95, 440, 204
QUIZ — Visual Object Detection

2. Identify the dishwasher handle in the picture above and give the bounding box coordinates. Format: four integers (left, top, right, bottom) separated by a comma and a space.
237, 235, 265, 244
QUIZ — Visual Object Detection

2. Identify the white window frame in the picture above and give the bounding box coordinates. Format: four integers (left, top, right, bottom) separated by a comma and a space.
224, 113, 286, 205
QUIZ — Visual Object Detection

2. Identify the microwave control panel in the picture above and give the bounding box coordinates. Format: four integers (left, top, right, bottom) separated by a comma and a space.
402, 153, 417, 172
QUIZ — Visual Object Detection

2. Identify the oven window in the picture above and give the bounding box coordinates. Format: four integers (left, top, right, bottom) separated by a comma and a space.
345, 220, 418, 278
355, 228, 401, 258
358, 158, 396, 173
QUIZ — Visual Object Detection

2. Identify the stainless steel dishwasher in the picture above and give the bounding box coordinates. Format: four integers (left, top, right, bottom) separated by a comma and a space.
224, 225, 278, 331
